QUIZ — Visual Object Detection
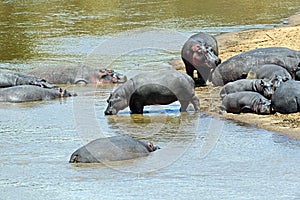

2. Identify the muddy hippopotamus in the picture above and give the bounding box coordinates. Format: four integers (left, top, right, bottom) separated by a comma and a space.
181, 33, 221, 86
271, 80, 300, 114
26, 65, 127, 85
0, 85, 76, 103
0, 69, 56, 88
221, 91, 271, 114
220, 79, 274, 99
212, 47, 300, 86
104, 69, 200, 115
69, 135, 160, 163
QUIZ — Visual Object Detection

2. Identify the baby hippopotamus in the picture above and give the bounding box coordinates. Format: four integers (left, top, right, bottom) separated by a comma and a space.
220, 79, 274, 99
221, 91, 271, 114
69, 135, 160, 163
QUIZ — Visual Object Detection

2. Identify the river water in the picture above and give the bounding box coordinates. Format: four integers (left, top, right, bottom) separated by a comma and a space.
1, 1, 300, 199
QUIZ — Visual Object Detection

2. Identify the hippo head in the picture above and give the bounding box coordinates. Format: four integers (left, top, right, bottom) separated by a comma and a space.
271, 74, 289, 90
260, 79, 274, 99
58, 88, 77, 97
253, 98, 271, 114
144, 142, 160, 152
104, 88, 128, 115
190, 43, 221, 70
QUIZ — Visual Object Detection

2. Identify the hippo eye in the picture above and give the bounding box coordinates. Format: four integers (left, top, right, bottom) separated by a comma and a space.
148, 142, 153, 151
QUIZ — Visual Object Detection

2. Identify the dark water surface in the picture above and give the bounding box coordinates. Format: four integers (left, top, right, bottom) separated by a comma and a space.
1, 1, 300, 199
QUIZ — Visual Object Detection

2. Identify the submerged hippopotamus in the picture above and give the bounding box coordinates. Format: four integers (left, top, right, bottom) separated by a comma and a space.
26, 65, 127, 85
0, 69, 56, 88
104, 69, 200, 115
271, 80, 300, 114
212, 47, 300, 86
181, 33, 221, 86
0, 85, 76, 103
220, 79, 274, 99
221, 91, 271, 114
69, 135, 160, 163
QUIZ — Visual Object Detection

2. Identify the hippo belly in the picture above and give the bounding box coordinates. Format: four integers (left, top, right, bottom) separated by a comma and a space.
221, 91, 271, 114
69, 135, 159, 163
129, 84, 178, 114
271, 80, 300, 114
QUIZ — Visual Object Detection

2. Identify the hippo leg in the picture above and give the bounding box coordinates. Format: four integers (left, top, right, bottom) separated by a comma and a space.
129, 100, 144, 114
191, 96, 200, 111
179, 100, 189, 112
182, 58, 195, 79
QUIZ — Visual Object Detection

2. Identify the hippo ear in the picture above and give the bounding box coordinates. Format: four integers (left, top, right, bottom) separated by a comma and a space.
260, 80, 265, 86
191, 44, 201, 52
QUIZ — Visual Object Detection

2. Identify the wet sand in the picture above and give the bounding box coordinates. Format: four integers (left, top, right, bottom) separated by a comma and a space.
173, 13, 300, 139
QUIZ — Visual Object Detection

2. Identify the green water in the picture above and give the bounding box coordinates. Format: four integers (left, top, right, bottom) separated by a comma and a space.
0, 0, 299, 67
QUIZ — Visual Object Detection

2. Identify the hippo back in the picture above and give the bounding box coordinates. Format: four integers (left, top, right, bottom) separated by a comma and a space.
271, 80, 300, 113
69, 136, 157, 163
212, 47, 300, 86
131, 69, 195, 101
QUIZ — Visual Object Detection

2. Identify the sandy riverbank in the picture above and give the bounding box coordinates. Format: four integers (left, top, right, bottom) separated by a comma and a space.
172, 13, 300, 139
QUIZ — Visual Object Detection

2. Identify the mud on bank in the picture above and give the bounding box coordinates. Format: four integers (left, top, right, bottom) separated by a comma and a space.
179, 13, 300, 139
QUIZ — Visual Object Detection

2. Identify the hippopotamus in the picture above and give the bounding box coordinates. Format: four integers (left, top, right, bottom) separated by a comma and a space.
0, 69, 56, 88
181, 33, 221, 86
26, 65, 127, 85
0, 85, 76, 103
247, 64, 292, 81
104, 69, 200, 115
221, 91, 271, 114
220, 79, 274, 99
271, 80, 300, 114
69, 135, 160, 163
212, 47, 300, 86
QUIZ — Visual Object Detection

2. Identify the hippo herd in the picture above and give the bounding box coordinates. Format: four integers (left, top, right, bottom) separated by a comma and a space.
2, 32, 300, 164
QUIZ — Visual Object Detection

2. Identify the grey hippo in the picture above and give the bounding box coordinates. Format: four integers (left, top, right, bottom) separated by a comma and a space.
271, 80, 300, 114
221, 91, 271, 114
212, 47, 300, 86
0, 69, 56, 88
69, 135, 160, 163
26, 65, 127, 85
181, 33, 221, 86
104, 68, 200, 115
220, 79, 274, 99
0, 85, 76, 103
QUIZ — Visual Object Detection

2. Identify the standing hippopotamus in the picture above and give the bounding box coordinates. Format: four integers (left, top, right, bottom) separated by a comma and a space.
26, 65, 127, 85
181, 33, 221, 86
221, 91, 271, 114
69, 135, 160, 163
220, 79, 274, 99
0, 69, 56, 88
212, 47, 300, 86
104, 69, 200, 115
271, 80, 300, 114
0, 85, 76, 103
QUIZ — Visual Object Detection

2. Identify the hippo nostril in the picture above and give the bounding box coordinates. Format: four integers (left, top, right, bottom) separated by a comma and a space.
215, 58, 221, 65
